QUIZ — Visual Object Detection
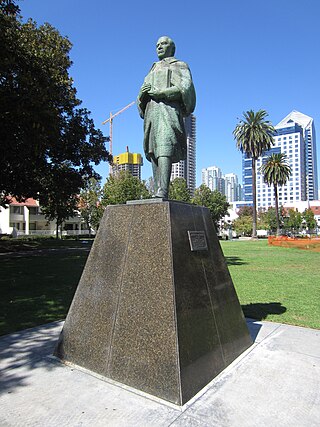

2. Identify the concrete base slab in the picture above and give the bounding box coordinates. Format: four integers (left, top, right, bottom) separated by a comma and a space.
1, 320, 320, 426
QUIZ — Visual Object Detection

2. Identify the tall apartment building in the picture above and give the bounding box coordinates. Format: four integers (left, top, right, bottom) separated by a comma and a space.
201, 167, 241, 202
276, 111, 318, 201
112, 147, 143, 180
201, 166, 225, 193
224, 173, 242, 202
243, 145, 285, 207
243, 111, 318, 208
170, 114, 196, 196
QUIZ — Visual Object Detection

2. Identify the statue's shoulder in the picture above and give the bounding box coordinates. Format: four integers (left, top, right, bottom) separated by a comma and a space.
168, 58, 189, 69
149, 58, 189, 72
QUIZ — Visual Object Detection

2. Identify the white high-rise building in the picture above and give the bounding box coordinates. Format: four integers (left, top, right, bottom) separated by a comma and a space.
202, 167, 242, 202
244, 111, 318, 208
171, 114, 196, 196
201, 166, 224, 193
224, 173, 241, 202
256, 128, 305, 208
275, 111, 318, 201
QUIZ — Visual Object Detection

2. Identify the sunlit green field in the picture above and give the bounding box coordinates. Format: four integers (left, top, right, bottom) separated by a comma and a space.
0, 238, 319, 336
221, 239, 320, 329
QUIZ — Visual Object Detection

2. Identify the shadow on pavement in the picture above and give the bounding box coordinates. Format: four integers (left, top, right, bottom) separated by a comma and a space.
0, 321, 62, 395
245, 319, 262, 341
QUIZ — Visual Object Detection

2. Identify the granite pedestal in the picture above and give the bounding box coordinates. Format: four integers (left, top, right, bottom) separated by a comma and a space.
55, 200, 252, 405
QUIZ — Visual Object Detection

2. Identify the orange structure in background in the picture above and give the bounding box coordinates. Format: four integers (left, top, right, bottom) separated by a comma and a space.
268, 236, 320, 252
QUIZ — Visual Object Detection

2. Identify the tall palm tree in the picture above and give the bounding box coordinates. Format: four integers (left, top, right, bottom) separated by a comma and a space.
233, 110, 275, 238
260, 153, 292, 236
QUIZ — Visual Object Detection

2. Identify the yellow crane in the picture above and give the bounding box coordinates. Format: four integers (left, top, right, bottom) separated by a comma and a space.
102, 101, 135, 156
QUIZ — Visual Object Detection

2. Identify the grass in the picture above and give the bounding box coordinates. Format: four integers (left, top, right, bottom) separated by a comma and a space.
0, 239, 92, 336
221, 239, 320, 329
0, 238, 319, 336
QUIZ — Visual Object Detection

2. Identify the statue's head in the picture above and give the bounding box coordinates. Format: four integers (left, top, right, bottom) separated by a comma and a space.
156, 36, 175, 60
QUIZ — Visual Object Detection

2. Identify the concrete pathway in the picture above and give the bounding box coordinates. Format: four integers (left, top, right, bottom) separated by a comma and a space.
0, 319, 319, 426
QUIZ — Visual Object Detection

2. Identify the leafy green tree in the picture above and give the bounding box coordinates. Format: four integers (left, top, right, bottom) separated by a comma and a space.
169, 178, 191, 202
260, 153, 291, 236
0, 1, 112, 207
233, 110, 275, 238
78, 178, 104, 235
302, 208, 316, 235
257, 209, 268, 231
233, 205, 255, 236
0, 0, 19, 15
284, 209, 302, 236
101, 171, 151, 206
232, 215, 252, 236
39, 163, 81, 239
237, 205, 254, 218
192, 184, 229, 229
261, 207, 278, 233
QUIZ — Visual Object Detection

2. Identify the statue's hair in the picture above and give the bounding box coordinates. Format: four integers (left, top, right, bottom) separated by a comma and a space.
158, 36, 176, 56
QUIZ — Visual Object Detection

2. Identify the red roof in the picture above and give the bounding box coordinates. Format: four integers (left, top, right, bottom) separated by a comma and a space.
310, 206, 320, 215
6, 196, 38, 207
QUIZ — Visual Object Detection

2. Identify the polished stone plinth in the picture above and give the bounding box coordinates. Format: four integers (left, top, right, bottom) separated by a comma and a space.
54, 200, 252, 405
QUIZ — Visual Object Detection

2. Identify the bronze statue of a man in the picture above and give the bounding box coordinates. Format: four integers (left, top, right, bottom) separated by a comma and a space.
138, 36, 196, 198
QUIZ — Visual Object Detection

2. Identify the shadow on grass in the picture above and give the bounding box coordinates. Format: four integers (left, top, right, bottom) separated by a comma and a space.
242, 302, 287, 321
0, 321, 63, 395
0, 249, 90, 336
225, 256, 248, 266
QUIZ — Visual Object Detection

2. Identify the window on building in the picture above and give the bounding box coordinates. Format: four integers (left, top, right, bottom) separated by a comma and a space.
64, 224, 74, 231
29, 207, 39, 215
10, 206, 23, 214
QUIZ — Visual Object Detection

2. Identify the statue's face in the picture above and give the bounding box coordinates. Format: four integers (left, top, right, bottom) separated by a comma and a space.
156, 37, 173, 60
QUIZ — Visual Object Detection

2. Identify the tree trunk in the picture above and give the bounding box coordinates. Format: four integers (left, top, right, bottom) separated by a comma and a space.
86, 219, 91, 237
251, 158, 257, 238
274, 184, 280, 236
55, 221, 59, 240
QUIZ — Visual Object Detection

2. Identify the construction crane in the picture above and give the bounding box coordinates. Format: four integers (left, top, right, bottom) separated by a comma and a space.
102, 101, 135, 156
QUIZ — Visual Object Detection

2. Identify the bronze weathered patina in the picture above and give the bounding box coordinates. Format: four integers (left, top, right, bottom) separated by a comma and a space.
137, 36, 196, 198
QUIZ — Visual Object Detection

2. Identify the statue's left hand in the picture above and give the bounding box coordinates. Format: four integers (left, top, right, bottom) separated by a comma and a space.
148, 89, 162, 100
141, 83, 152, 93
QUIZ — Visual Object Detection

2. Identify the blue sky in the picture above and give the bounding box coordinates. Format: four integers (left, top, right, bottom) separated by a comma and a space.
20, 0, 320, 187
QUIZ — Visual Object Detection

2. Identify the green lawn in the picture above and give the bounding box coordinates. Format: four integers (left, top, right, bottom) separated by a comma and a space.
221, 239, 320, 329
0, 238, 319, 336
0, 240, 92, 336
